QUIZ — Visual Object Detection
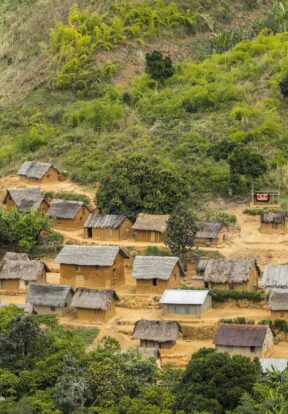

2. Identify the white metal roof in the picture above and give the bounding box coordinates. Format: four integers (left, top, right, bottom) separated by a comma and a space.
260, 358, 288, 373
159, 289, 209, 305
261, 264, 288, 288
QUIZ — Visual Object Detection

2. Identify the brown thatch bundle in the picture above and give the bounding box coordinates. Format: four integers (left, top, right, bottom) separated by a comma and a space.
132, 320, 182, 342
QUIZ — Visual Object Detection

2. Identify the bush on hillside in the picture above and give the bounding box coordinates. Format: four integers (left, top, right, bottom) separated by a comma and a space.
210, 289, 264, 303
145, 51, 174, 84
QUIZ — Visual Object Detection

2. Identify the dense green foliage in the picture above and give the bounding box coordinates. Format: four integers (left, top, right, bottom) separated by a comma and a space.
44, 191, 91, 206
145, 51, 175, 84
210, 289, 264, 303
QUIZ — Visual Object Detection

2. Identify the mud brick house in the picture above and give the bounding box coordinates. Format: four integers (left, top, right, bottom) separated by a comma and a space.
132, 320, 182, 349
84, 214, 132, 241
261, 264, 288, 290
46, 199, 91, 230
203, 258, 260, 290
3, 187, 49, 213
71, 288, 119, 322
195, 222, 229, 246
17, 161, 62, 184
214, 324, 274, 358
260, 358, 288, 373
26, 283, 73, 316
55, 245, 129, 288
132, 213, 169, 243
132, 256, 184, 294
268, 289, 288, 320
0, 252, 48, 292
260, 212, 287, 234
159, 289, 212, 317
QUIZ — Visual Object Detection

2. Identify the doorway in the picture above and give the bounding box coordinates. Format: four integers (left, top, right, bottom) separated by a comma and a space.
87, 227, 93, 238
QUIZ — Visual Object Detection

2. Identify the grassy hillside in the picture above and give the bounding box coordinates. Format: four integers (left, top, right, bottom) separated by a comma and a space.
2, 0, 288, 206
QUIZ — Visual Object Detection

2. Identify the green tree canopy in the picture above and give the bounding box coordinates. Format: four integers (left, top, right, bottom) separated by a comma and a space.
145, 51, 175, 83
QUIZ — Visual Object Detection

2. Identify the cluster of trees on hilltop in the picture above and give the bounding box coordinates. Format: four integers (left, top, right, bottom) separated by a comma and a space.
0, 306, 287, 414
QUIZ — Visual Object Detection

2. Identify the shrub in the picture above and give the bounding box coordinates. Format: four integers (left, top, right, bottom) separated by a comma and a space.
210, 289, 264, 303
280, 73, 288, 97
44, 191, 91, 206
145, 51, 174, 84
142, 246, 170, 256
219, 317, 255, 325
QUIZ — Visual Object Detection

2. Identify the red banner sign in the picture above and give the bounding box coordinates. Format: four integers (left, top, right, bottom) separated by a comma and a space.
254, 193, 270, 202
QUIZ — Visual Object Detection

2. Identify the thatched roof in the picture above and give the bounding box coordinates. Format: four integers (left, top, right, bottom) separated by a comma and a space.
132, 320, 182, 343
4, 187, 46, 213
71, 288, 119, 310
197, 259, 209, 274
261, 212, 286, 224
196, 222, 227, 240
260, 358, 288, 373
214, 324, 269, 347
84, 214, 127, 229
262, 265, 288, 288
132, 256, 184, 280
204, 258, 259, 284
0, 253, 48, 281
160, 289, 209, 305
26, 283, 73, 307
132, 213, 169, 233
46, 199, 90, 219
269, 289, 288, 311
55, 245, 129, 266
17, 161, 58, 179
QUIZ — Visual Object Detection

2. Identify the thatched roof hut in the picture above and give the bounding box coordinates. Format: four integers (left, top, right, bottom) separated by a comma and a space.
262, 265, 288, 288
46, 199, 91, 219
197, 259, 209, 275
204, 258, 259, 284
132, 320, 182, 343
132, 214, 169, 233
71, 288, 119, 310
17, 161, 59, 180
26, 283, 73, 307
196, 222, 227, 240
84, 214, 127, 229
261, 212, 286, 224
0, 252, 48, 281
4, 187, 46, 213
55, 245, 129, 267
269, 289, 288, 311
132, 256, 184, 281
214, 324, 269, 348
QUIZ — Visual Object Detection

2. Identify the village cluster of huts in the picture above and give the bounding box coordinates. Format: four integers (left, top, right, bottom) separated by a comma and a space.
2, 160, 288, 363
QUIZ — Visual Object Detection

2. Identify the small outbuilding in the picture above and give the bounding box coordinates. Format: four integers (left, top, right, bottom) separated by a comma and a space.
195, 222, 229, 246
71, 288, 119, 322
261, 264, 288, 290
132, 256, 184, 294
159, 289, 212, 317
203, 258, 260, 290
17, 161, 62, 184
132, 213, 169, 243
46, 199, 91, 230
55, 245, 129, 289
84, 214, 132, 241
3, 187, 49, 214
26, 283, 73, 316
268, 289, 288, 320
132, 320, 182, 349
214, 324, 274, 358
260, 358, 288, 373
260, 212, 287, 234
0, 252, 48, 291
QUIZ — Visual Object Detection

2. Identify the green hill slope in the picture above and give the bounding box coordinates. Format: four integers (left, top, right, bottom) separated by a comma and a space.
1, 0, 287, 206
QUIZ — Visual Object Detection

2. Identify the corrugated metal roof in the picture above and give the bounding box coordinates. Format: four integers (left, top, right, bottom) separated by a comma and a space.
17, 161, 58, 179
26, 283, 73, 307
262, 265, 288, 288
132, 256, 184, 280
159, 289, 209, 305
46, 199, 89, 219
214, 324, 269, 347
71, 288, 119, 310
55, 245, 129, 266
268, 288, 288, 310
84, 214, 127, 229
260, 358, 288, 372
132, 213, 169, 233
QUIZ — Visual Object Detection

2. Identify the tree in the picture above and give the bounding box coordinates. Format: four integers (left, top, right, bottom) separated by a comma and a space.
165, 204, 199, 255
145, 51, 174, 84
96, 154, 188, 220
174, 348, 261, 414
280, 73, 288, 97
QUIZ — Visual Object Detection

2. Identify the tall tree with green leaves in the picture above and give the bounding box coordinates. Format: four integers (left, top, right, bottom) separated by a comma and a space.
145, 51, 174, 84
